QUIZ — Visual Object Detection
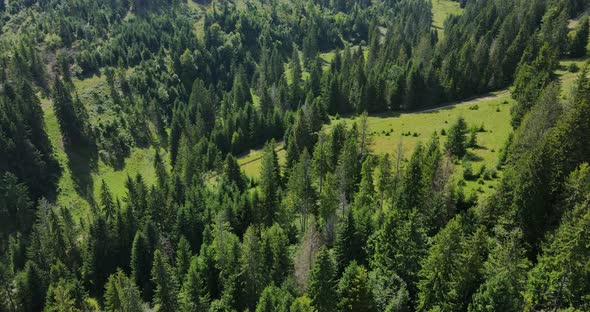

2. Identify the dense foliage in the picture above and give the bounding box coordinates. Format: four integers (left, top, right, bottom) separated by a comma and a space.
1, 0, 590, 311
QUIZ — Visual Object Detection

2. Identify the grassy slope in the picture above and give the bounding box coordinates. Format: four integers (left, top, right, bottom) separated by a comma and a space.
237, 91, 513, 197
238, 143, 287, 179
43, 101, 160, 217
48, 0, 587, 211
41, 73, 163, 219
431, 0, 463, 33
324, 91, 513, 196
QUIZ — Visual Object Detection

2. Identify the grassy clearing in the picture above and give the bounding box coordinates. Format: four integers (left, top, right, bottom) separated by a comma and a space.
92, 147, 161, 200
556, 57, 590, 98
431, 0, 463, 33
42, 100, 92, 219
42, 93, 162, 220
238, 91, 513, 197
325, 92, 511, 162
238, 143, 286, 179
323, 91, 513, 196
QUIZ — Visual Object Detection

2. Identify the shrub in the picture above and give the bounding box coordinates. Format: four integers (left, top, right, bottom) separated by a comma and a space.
568, 63, 580, 73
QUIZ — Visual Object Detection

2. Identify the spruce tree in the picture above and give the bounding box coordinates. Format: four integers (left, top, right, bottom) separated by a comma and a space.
259, 140, 281, 225
178, 255, 210, 312
131, 231, 153, 301
175, 236, 192, 282
307, 247, 337, 312
151, 249, 180, 312
445, 116, 468, 158
337, 261, 376, 312
104, 270, 143, 312
334, 209, 362, 274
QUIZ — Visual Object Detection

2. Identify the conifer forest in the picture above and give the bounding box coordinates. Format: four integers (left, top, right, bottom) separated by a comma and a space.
1, 0, 590, 311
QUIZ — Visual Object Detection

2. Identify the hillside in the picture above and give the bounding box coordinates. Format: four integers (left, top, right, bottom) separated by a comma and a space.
1, 0, 590, 311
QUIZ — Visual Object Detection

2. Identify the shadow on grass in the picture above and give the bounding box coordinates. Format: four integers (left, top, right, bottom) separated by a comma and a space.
64, 141, 98, 203
465, 151, 484, 162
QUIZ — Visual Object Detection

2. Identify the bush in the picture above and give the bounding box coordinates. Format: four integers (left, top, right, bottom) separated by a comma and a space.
478, 164, 487, 178
483, 167, 497, 180
462, 159, 474, 180
568, 63, 580, 73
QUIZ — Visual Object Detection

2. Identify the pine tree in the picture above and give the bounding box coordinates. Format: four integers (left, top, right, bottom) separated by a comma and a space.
291, 49, 303, 106
338, 261, 376, 312
375, 154, 392, 210
16, 261, 47, 312
416, 216, 466, 311
259, 140, 281, 225
176, 236, 192, 282
223, 154, 246, 191
52, 77, 91, 146
104, 270, 143, 312
524, 164, 590, 311
287, 149, 317, 232
255, 285, 294, 312
370, 209, 428, 300
178, 255, 210, 312
239, 226, 265, 311
307, 247, 337, 312
313, 133, 331, 194
569, 17, 589, 58
291, 296, 316, 312
82, 215, 112, 298
445, 116, 468, 158
469, 230, 530, 312
334, 209, 362, 274
131, 231, 153, 301
151, 249, 180, 312
262, 224, 291, 285
100, 180, 115, 220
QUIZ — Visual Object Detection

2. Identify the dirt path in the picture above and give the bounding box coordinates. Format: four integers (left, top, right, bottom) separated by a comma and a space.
416, 90, 510, 114
238, 144, 284, 167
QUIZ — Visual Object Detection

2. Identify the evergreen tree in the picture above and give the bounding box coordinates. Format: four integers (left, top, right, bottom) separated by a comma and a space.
307, 247, 337, 312
82, 215, 112, 298
313, 133, 331, 194
569, 17, 589, 58
104, 270, 143, 312
524, 164, 590, 311
176, 236, 192, 282
337, 261, 375, 312
334, 209, 362, 274
370, 209, 428, 300
239, 226, 266, 311
286, 149, 317, 232
445, 117, 468, 158
131, 231, 153, 301
151, 249, 180, 312
178, 255, 210, 312
262, 224, 291, 285
52, 77, 91, 146
415, 216, 485, 312
100, 180, 115, 220
259, 140, 281, 225
16, 261, 47, 312
255, 285, 293, 312
468, 230, 530, 312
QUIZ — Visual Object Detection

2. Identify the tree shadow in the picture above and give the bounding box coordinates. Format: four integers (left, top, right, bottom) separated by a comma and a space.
64, 141, 99, 202
465, 151, 484, 162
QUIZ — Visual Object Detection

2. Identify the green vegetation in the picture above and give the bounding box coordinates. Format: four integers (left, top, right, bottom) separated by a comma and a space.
431, 0, 463, 31
2, 0, 590, 311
